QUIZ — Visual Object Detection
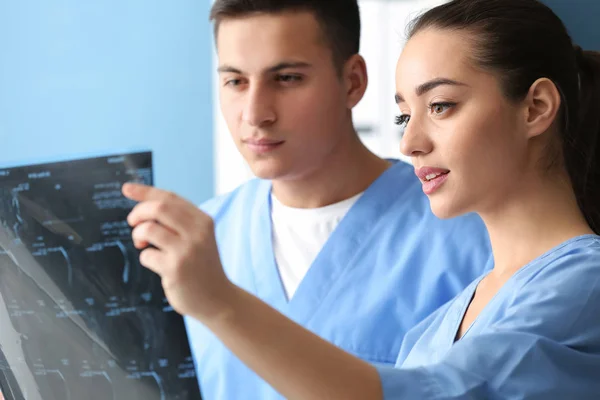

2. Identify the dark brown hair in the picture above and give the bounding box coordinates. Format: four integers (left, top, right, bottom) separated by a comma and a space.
209, 0, 360, 72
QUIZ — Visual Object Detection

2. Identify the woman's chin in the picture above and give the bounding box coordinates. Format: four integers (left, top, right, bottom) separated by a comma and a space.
429, 198, 468, 220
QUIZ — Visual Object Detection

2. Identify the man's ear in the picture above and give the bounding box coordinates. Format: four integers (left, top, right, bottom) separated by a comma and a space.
343, 54, 368, 109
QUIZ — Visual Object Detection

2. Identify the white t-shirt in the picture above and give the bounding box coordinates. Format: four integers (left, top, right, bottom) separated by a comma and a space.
270, 191, 364, 300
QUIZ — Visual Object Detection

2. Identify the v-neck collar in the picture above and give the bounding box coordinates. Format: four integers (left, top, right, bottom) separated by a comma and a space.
449, 234, 599, 345
248, 161, 414, 323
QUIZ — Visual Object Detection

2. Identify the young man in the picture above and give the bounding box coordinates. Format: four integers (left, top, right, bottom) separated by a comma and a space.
183, 1, 492, 399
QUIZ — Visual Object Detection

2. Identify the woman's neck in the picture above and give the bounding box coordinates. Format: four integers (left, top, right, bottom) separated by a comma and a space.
481, 172, 594, 277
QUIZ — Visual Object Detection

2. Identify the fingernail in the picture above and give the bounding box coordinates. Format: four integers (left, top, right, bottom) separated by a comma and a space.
122, 182, 135, 193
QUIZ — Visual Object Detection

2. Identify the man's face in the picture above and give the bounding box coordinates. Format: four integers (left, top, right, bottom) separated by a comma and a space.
216, 11, 356, 181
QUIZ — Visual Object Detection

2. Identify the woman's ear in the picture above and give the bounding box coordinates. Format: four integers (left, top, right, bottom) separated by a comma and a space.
522, 78, 562, 139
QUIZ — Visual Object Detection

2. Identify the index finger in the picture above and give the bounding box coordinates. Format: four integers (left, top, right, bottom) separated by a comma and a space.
122, 182, 171, 202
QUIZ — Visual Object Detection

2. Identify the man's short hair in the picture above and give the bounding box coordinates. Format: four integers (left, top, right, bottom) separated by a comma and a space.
210, 0, 361, 72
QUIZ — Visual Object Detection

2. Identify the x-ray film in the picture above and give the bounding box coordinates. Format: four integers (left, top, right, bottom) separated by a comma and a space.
0, 151, 202, 400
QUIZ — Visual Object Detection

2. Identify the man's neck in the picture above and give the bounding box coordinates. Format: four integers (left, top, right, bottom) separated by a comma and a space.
271, 137, 392, 209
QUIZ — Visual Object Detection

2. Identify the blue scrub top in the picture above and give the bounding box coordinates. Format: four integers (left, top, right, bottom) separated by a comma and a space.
187, 160, 493, 400
377, 234, 600, 399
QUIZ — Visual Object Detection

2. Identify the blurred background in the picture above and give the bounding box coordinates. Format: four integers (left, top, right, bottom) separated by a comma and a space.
1, 0, 599, 201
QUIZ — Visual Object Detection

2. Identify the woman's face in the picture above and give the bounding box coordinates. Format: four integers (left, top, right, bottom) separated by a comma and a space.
395, 28, 530, 219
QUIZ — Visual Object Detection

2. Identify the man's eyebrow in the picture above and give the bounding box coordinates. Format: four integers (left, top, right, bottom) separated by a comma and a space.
217, 61, 313, 74
266, 61, 312, 72
217, 65, 242, 74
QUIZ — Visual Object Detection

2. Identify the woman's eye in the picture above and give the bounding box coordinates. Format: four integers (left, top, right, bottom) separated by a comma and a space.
429, 102, 456, 115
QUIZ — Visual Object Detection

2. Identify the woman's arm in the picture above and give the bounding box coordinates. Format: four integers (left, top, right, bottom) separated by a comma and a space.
123, 184, 600, 400
203, 284, 384, 400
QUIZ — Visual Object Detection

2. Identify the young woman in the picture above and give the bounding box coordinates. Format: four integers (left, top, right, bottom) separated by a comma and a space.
124, 0, 600, 398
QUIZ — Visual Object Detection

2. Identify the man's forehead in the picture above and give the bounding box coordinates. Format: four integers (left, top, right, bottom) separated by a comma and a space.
217, 37, 329, 74
215, 11, 328, 58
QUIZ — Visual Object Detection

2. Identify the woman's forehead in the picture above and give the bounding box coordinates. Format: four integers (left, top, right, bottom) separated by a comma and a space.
395, 29, 486, 96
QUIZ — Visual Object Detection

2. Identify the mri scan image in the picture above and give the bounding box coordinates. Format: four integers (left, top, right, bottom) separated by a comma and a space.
0, 151, 202, 400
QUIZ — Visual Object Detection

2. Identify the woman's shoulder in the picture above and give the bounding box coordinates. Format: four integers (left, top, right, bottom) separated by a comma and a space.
519, 234, 600, 286
499, 234, 600, 340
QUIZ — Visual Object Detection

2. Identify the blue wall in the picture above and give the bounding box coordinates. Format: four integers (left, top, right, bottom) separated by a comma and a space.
543, 0, 600, 50
0, 1, 214, 204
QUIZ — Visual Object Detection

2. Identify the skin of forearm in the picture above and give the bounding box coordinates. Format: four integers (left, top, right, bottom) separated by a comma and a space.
200, 285, 384, 400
